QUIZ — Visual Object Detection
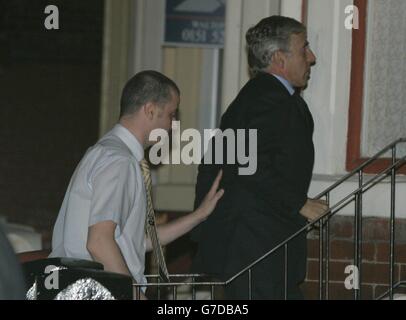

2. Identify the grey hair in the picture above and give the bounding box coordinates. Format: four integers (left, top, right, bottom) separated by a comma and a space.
246, 15, 306, 77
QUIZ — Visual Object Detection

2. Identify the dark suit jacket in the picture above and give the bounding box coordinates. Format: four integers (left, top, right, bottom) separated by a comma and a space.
191, 73, 315, 291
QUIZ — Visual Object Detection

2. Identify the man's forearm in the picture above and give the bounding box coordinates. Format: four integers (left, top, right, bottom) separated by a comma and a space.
88, 235, 132, 277
88, 234, 147, 299
145, 210, 204, 251
87, 221, 149, 299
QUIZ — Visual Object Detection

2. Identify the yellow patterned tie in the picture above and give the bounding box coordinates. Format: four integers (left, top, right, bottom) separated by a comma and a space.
139, 159, 170, 282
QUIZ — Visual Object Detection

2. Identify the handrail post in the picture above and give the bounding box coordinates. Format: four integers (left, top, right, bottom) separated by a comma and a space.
319, 218, 324, 300
389, 145, 397, 300
157, 276, 161, 300
192, 276, 196, 300
248, 269, 252, 300
357, 170, 363, 299
325, 193, 330, 300
284, 244, 288, 300
173, 285, 177, 300
354, 191, 361, 300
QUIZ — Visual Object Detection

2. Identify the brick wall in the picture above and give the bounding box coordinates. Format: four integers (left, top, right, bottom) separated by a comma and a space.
0, 0, 104, 246
303, 216, 406, 300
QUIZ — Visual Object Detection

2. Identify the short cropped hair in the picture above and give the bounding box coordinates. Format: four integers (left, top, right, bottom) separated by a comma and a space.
119, 70, 180, 118
246, 15, 306, 76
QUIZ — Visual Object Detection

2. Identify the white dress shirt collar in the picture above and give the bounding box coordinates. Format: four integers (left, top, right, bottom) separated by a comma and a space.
112, 124, 144, 161
271, 74, 295, 96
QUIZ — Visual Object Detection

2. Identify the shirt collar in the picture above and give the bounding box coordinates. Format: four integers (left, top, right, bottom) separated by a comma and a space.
111, 124, 144, 161
271, 74, 295, 96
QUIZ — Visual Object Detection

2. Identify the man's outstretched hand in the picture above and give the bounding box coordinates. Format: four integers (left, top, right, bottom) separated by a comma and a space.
299, 198, 329, 221
195, 170, 225, 221
152, 170, 224, 249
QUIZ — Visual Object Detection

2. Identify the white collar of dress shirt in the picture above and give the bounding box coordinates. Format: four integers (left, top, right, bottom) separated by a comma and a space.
112, 124, 144, 161
271, 73, 295, 96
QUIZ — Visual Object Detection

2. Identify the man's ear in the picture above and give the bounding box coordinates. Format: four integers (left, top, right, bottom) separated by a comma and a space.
143, 102, 155, 120
272, 51, 285, 69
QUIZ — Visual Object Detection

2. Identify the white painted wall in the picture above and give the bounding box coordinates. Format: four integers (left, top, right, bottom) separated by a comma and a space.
280, 0, 302, 21
130, 0, 165, 73
303, 0, 406, 218
304, 0, 353, 175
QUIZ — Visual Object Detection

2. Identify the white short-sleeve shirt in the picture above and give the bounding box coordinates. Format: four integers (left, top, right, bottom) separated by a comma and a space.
50, 124, 148, 285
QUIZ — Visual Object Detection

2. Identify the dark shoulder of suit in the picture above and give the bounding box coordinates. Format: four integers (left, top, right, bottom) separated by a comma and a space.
220, 72, 294, 129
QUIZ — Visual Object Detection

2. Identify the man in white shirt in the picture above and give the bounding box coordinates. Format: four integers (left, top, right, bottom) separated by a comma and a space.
50, 70, 224, 299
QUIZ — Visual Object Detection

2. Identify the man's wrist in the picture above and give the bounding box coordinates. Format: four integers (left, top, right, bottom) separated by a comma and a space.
192, 208, 206, 223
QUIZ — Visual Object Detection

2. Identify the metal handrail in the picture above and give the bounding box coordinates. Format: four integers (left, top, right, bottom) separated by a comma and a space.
314, 138, 406, 198
133, 274, 226, 300
225, 155, 406, 287
225, 138, 406, 299
376, 281, 406, 300
135, 139, 406, 300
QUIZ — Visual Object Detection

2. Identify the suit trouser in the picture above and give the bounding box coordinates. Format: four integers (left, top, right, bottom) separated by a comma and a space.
223, 231, 307, 300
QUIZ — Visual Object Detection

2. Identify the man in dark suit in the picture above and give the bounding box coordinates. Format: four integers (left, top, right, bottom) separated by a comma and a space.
191, 16, 328, 299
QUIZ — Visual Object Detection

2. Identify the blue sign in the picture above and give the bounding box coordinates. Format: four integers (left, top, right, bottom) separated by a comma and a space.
164, 0, 226, 47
